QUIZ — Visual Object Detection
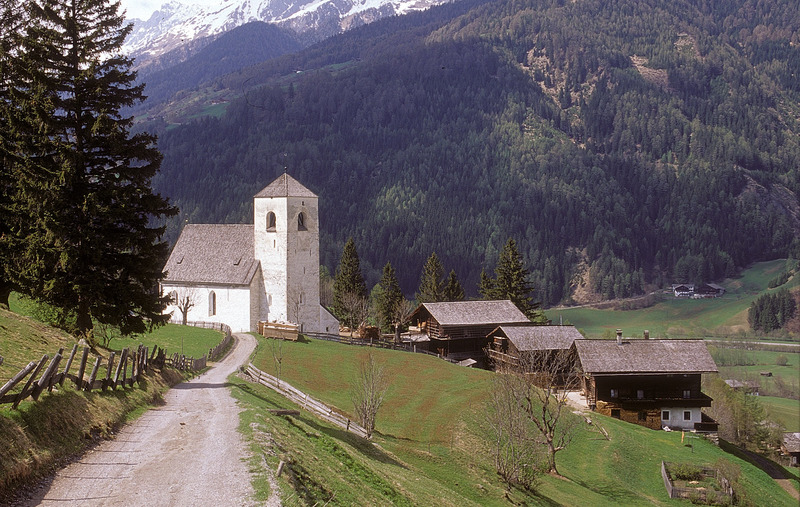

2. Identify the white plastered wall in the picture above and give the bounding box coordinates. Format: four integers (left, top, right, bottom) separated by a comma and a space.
660, 406, 702, 431
161, 283, 252, 333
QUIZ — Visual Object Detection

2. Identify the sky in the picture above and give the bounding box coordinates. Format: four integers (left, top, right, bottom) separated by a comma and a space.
119, 0, 219, 20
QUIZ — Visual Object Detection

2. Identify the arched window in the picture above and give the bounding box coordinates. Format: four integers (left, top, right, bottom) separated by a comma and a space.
169, 290, 178, 304
209, 291, 216, 316
266, 212, 276, 231
297, 212, 307, 231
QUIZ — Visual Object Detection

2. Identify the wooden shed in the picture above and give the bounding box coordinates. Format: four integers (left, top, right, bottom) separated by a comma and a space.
408, 300, 529, 362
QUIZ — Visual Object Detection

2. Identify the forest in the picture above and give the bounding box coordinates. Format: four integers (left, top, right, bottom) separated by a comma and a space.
143, 0, 800, 305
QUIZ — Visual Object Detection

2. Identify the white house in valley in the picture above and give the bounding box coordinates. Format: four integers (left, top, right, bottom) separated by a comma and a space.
160, 173, 339, 333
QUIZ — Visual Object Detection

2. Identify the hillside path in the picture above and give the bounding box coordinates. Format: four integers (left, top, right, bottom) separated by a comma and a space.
24, 333, 258, 507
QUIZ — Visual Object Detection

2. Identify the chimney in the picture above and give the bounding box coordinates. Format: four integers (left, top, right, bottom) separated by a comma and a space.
616, 329, 622, 345
644, 330, 650, 340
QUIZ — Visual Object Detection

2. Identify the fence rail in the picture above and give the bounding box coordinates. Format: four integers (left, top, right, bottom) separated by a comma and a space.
0, 344, 151, 408
304, 332, 459, 364
245, 363, 369, 439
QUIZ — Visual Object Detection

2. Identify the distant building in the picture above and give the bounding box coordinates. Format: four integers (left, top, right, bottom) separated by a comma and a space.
782, 433, 800, 467
724, 379, 759, 395
574, 331, 719, 431
160, 174, 338, 334
486, 324, 583, 373
672, 284, 694, 297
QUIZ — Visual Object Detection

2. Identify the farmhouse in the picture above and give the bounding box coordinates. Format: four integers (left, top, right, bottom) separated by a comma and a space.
160, 174, 339, 334
574, 331, 719, 431
409, 300, 530, 362
486, 324, 583, 372
782, 433, 800, 467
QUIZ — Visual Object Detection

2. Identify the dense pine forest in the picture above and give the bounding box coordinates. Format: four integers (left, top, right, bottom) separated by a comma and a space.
143, 0, 800, 304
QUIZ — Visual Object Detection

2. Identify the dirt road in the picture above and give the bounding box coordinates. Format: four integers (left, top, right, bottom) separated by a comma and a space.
25, 333, 258, 507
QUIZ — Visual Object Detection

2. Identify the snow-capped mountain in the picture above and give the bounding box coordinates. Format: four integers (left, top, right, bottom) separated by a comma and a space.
124, 0, 447, 64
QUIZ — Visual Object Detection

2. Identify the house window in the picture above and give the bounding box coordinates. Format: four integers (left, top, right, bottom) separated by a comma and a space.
637, 389, 644, 399
209, 291, 216, 316
684, 411, 691, 421
611, 409, 621, 419
266, 212, 276, 231
638, 411, 647, 421
661, 410, 670, 421
683, 389, 691, 399
610, 389, 618, 398
297, 212, 307, 231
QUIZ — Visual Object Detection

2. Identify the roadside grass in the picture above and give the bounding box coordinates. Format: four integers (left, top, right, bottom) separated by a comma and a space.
547, 259, 799, 339
106, 324, 223, 359
758, 396, 800, 432
235, 334, 797, 505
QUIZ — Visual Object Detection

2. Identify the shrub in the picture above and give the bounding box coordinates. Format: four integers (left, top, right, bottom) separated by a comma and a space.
775, 355, 788, 366
671, 463, 703, 481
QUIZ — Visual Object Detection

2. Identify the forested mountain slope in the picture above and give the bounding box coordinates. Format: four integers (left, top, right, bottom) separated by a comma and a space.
147, 0, 800, 304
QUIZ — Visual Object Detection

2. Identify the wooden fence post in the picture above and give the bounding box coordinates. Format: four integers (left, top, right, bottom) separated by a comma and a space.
87, 357, 101, 392
60, 344, 79, 387
33, 351, 62, 399
13, 354, 48, 408
113, 348, 128, 389
76, 347, 90, 390
104, 352, 116, 391
0, 361, 37, 398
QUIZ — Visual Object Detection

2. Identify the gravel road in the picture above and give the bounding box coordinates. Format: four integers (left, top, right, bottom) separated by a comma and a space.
24, 333, 258, 507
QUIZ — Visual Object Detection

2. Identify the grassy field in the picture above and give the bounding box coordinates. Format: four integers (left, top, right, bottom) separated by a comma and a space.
106, 324, 223, 360
759, 396, 800, 432
233, 335, 799, 505
546, 259, 799, 339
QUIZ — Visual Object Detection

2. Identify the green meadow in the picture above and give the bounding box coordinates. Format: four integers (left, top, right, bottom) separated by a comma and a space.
546, 259, 799, 339
231, 335, 798, 505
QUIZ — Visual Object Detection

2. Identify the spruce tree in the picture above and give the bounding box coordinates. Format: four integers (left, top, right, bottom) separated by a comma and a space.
442, 269, 465, 302
485, 238, 547, 323
376, 261, 402, 332
333, 237, 367, 328
416, 252, 444, 303
6, 0, 176, 338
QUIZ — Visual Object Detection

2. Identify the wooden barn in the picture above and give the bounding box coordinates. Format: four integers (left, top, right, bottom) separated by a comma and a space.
486, 325, 583, 374
574, 332, 719, 431
408, 300, 530, 362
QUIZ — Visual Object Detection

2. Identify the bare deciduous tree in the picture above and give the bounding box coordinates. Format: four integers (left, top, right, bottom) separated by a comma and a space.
173, 288, 197, 326
351, 353, 389, 439
486, 348, 580, 480
392, 298, 415, 344
340, 291, 370, 335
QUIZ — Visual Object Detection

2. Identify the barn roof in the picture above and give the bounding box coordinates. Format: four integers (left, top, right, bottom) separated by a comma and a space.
413, 300, 529, 326
254, 173, 316, 198
492, 325, 583, 351
162, 224, 259, 286
574, 339, 718, 375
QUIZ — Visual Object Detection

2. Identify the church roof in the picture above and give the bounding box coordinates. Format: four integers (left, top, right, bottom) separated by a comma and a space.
255, 173, 317, 198
163, 224, 259, 286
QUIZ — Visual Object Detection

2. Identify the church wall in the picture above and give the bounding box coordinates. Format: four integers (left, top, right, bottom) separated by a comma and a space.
161, 283, 252, 333
254, 196, 289, 323
286, 195, 321, 333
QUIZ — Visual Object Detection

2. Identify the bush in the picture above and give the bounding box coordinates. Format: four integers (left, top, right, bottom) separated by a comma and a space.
775, 355, 788, 366
671, 463, 703, 481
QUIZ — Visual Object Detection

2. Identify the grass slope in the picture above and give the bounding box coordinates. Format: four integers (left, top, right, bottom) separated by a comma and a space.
547, 260, 800, 339
233, 335, 798, 505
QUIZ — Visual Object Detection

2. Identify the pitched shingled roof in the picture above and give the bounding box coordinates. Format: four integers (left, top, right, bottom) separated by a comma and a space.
574, 339, 718, 375
254, 173, 316, 198
492, 325, 583, 351
163, 224, 259, 286
415, 300, 530, 326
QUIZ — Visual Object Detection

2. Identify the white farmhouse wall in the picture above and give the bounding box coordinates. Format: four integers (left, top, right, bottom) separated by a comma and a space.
660, 406, 701, 431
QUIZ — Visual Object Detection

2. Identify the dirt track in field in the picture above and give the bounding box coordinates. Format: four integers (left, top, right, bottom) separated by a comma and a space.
24, 333, 258, 507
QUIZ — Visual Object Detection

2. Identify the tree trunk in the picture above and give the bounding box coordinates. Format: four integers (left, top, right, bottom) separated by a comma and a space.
0, 283, 11, 309
76, 298, 94, 339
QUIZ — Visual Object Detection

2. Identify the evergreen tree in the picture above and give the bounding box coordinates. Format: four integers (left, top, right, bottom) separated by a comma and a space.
333, 237, 367, 328
416, 252, 444, 303
442, 269, 465, 302
478, 268, 496, 300
486, 238, 547, 323
6, 0, 176, 338
376, 261, 402, 332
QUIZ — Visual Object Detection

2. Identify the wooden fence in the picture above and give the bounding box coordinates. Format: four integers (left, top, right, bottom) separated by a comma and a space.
0, 344, 151, 408
245, 363, 369, 439
304, 332, 459, 364
661, 461, 734, 504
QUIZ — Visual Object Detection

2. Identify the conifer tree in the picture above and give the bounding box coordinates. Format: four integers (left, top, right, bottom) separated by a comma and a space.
416, 252, 444, 303
482, 238, 547, 323
376, 261, 402, 332
442, 269, 465, 302
4, 0, 176, 338
333, 237, 367, 328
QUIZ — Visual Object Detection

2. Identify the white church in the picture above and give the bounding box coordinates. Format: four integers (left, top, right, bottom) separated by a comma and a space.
161, 173, 339, 334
